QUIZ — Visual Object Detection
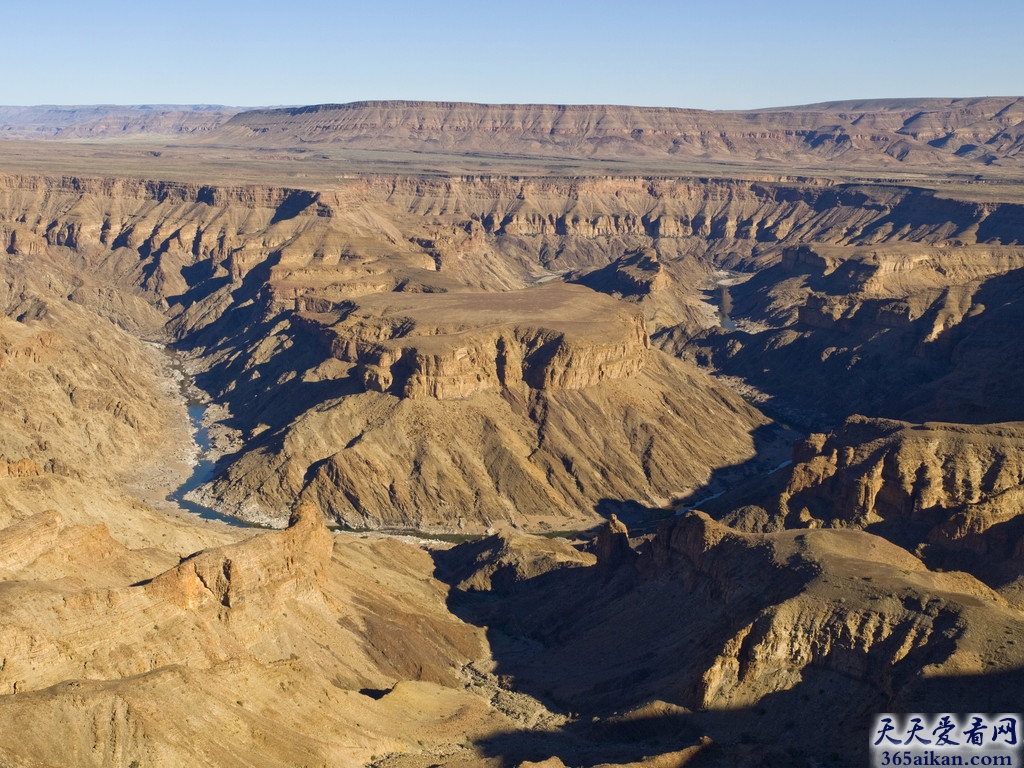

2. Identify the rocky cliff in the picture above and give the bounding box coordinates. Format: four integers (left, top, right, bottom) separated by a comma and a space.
196, 349, 768, 530
684, 238, 1024, 426
212, 98, 1024, 171
782, 417, 1024, 564
304, 283, 650, 399
4, 169, 1024, 528
0, 504, 540, 767
2, 99, 1024, 766
0, 291, 182, 496
436, 512, 1024, 766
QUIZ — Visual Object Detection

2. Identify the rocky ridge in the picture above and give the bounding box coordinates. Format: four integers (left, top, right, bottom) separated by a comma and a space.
780, 418, 1024, 572
5, 169, 1024, 529
434, 512, 1024, 766
304, 283, 650, 399
0, 504, 549, 766
0, 105, 241, 140
212, 98, 1024, 171
684, 237, 1024, 426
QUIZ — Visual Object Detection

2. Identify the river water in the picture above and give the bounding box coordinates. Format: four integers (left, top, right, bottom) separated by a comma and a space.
712, 270, 742, 331
165, 355, 252, 528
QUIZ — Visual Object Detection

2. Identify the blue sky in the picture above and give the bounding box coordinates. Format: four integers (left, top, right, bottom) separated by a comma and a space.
2, 0, 1021, 110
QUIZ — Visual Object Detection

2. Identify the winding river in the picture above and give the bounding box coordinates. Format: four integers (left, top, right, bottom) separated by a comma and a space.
166, 356, 252, 528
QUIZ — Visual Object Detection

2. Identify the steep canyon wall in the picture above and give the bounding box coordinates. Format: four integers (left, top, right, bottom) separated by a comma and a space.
3, 172, 1024, 528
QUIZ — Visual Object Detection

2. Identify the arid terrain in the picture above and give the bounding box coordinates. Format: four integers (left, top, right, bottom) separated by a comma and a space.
0, 99, 1022, 767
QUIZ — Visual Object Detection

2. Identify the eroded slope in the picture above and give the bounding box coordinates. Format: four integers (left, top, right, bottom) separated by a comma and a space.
212, 98, 1024, 173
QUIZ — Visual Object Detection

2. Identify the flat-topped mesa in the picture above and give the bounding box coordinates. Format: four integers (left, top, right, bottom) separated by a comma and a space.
211, 98, 1024, 170
302, 283, 650, 400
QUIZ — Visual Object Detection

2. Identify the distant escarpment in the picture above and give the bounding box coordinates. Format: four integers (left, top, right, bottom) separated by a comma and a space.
0, 105, 240, 140
212, 98, 1024, 171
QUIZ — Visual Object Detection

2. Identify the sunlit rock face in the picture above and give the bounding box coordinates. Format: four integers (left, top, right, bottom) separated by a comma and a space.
308, 283, 650, 400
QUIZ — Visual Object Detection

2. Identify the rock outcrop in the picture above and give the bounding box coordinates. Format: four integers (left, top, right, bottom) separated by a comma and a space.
437, 510, 1024, 766
0, 507, 530, 767
5, 168, 1024, 529
306, 283, 650, 400
782, 417, 1024, 562
592, 514, 636, 569
197, 348, 769, 530
433, 529, 596, 594
685, 240, 1024, 426
2, 99, 1024, 766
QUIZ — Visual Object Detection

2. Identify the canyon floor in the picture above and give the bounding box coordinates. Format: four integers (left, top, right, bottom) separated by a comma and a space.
0, 99, 1023, 767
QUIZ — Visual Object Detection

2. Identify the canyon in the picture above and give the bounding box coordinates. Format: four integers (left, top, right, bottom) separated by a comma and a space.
0, 100, 1022, 766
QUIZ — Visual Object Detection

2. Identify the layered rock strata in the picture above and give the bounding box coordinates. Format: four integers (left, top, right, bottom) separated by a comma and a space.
196, 347, 768, 530
4, 171, 1024, 529
0, 506, 535, 767
212, 98, 1024, 171
783, 417, 1024, 560
302, 283, 649, 399
437, 513, 1024, 766
684, 240, 1024, 425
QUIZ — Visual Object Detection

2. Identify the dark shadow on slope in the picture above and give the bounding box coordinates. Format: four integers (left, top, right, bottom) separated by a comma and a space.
854, 188, 994, 244
602, 420, 802, 535
568, 418, 802, 540
170, 251, 357, 435
165, 252, 367, 488
975, 201, 1024, 244
469, 667, 1024, 768
164, 258, 232, 309
432, 521, 814, 765
905, 265, 1024, 423
920, 513, 1024, 593
684, 257, 1024, 430
469, 711, 708, 768
568, 249, 662, 300
270, 189, 319, 224
173, 249, 283, 349
436, 528, 1024, 767
592, 498, 671, 536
